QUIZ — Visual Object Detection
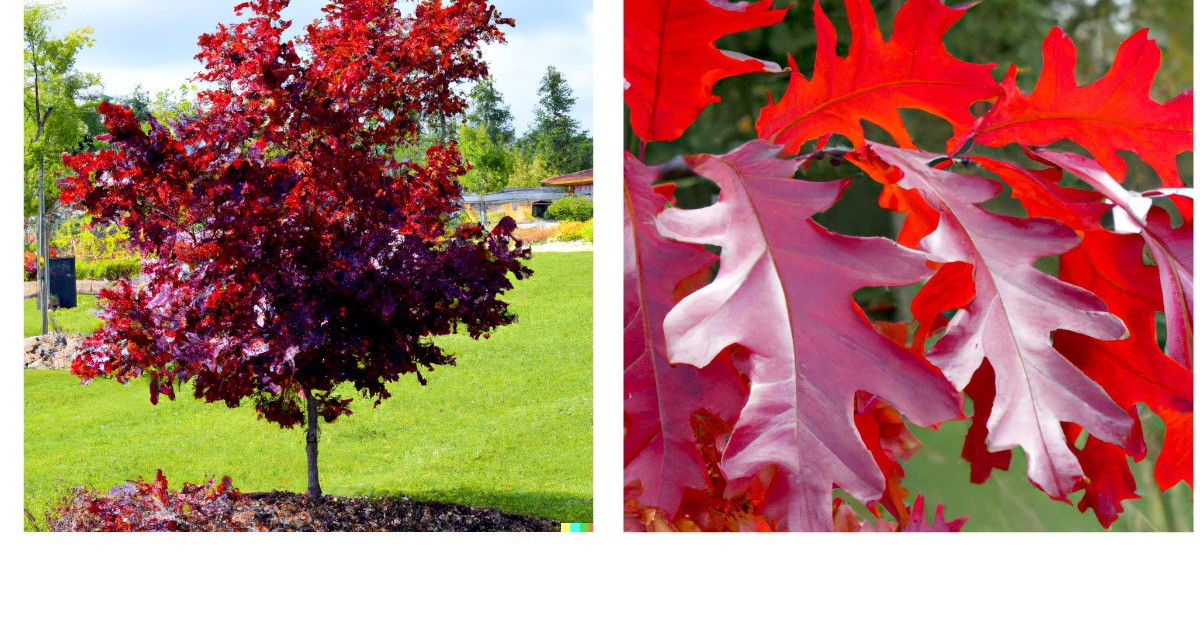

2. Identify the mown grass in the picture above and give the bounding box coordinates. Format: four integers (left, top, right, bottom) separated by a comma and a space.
24, 251, 592, 528
897, 413, 1192, 532
23, 294, 102, 337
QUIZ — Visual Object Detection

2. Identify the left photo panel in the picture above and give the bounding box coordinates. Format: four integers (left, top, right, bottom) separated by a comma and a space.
23, 0, 594, 532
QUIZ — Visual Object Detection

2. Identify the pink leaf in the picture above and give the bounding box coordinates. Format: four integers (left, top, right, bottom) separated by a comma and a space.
623, 153, 748, 520
1032, 149, 1193, 369
656, 140, 960, 531
855, 143, 1135, 500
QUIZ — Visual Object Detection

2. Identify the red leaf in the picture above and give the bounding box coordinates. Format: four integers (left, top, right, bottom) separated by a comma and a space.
756, 0, 999, 152
954, 28, 1194, 187
983, 153, 1193, 496
853, 394, 918, 527
832, 494, 966, 532
1065, 422, 1141, 529
854, 143, 1135, 501
1157, 408, 1194, 491
959, 360, 1012, 485
624, 0, 786, 143
910, 260, 974, 351
656, 140, 960, 531
623, 152, 748, 521
902, 495, 967, 532
1032, 149, 1193, 370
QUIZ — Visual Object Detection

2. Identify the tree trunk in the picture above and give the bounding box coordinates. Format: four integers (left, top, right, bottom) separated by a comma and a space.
305, 391, 322, 499
478, 189, 488, 230
38, 153, 48, 335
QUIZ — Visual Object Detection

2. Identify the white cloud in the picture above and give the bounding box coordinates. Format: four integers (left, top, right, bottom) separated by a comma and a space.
483, 24, 593, 134
53, 0, 592, 132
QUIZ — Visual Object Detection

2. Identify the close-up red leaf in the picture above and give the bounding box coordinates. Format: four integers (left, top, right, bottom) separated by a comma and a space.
958, 360, 1012, 485
756, 0, 999, 152
989, 151, 1193, 500
623, 152, 749, 519
1064, 422, 1142, 528
855, 143, 1136, 501
624, 0, 786, 144
654, 140, 961, 531
1156, 408, 1194, 491
1031, 149, 1193, 369
953, 27, 1194, 187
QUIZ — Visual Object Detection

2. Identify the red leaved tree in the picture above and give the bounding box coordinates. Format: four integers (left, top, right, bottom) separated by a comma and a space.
62, 0, 529, 499
624, 0, 1192, 531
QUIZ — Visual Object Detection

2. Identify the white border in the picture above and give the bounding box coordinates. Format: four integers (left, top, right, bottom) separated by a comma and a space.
4, 2, 1197, 626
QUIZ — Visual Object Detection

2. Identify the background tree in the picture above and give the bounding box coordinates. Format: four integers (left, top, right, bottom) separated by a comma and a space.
507, 149, 553, 187
148, 85, 198, 125
466, 76, 515, 146
63, 0, 528, 500
458, 123, 512, 230
458, 78, 516, 228
523, 65, 591, 174
117, 84, 153, 121
24, 1, 100, 334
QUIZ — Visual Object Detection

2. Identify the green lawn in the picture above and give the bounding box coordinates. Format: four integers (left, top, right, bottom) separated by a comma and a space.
25, 252, 592, 528
899, 413, 1192, 532
24, 294, 102, 337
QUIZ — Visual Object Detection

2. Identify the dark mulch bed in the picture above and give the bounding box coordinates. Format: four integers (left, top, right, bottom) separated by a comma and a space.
39, 471, 560, 533
233, 492, 560, 532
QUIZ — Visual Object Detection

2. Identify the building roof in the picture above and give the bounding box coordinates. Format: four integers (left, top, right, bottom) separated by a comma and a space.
458, 187, 568, 205
540, 169, 593, 186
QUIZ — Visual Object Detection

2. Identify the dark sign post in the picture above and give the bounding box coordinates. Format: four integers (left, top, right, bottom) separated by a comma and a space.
47, 257, 76, 309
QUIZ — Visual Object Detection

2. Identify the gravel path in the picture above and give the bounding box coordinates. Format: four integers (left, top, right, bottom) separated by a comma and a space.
532, 241, 593, 252
23, 279, 113, 298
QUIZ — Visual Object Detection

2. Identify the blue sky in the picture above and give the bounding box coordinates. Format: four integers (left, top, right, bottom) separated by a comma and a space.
46, 0, 592, 133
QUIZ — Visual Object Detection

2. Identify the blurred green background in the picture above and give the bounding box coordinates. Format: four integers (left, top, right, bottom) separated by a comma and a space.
627, 0, 1194, 531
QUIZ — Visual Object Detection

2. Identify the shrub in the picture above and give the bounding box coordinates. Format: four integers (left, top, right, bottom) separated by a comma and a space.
555, 219, 593, 242
70, 258, 141, 281
73, 259, 95, 279
97, 258, 141, 280
546, 195, 593, 222
44, 470, 247, 532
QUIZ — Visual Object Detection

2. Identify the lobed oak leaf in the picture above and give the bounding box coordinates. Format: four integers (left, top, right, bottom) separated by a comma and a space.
1031, 149, 1193, 370
656, 140, 960, 531
756, 0, 999, 153
987, 152, 1192, 496
854, 143, 1135, 501
953, 28, 1194, 187
624, 0, 786, 143
1065, 422, 1141, 528
623, 153, 748, 521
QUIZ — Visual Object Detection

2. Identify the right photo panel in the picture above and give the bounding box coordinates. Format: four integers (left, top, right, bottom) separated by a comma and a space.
623, 0, 1193, 532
